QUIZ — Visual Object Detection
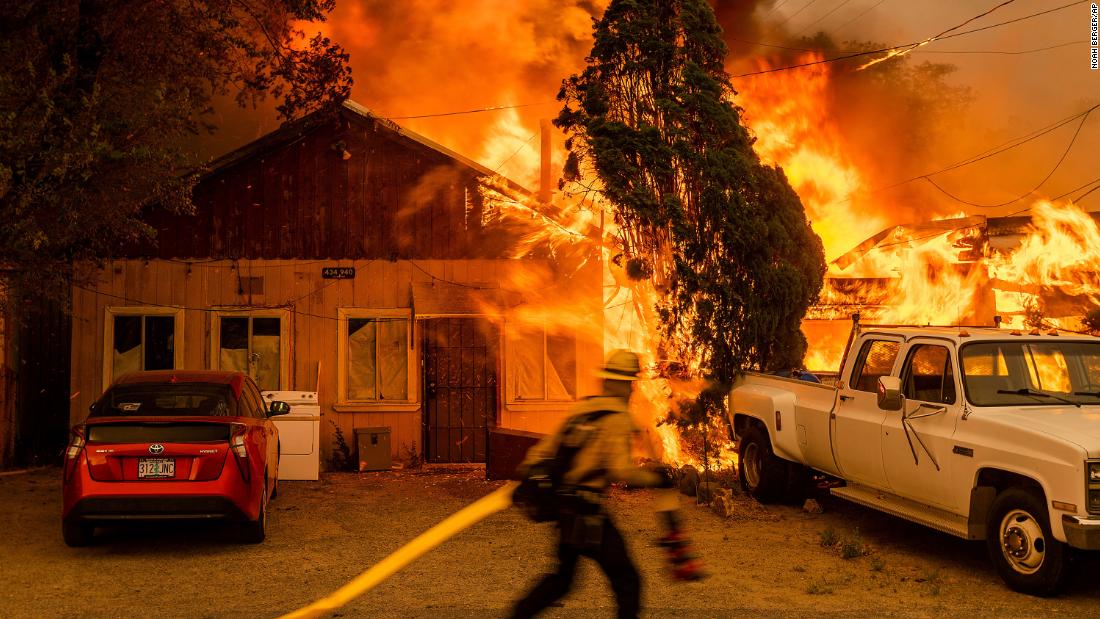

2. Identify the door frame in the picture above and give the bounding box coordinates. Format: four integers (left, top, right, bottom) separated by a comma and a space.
419, 316, 501, 463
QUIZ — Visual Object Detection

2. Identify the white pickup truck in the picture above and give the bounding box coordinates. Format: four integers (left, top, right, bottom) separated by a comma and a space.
729, 324, 1100, 595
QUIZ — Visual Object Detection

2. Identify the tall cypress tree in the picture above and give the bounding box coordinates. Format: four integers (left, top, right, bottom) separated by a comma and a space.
557, 0, 825, 420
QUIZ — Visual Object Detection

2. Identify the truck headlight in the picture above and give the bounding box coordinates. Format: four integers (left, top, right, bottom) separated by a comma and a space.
1090, 490, 1100, 512
1090, 462, 1100, 482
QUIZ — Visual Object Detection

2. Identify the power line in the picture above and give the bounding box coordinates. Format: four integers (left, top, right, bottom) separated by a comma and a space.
833, 0, 889, 32
850, 0, 1021, 71
1004, 176, 1100, 217
1076, 183, 1100, 204
762, 0, 794, 19
935, 1, 1086, 41
914, 0, 1021, 47
929, 104, 1099, 176
729, 38, 1085, 56
909, 41, 1085, 55
772, 0, 819, 29
921, 108, 1093, 208
732, 0, 1087, 78
839, 102, 1100, 202
796, 0, 854, 35
493, 132, 539, 175
385, 102, 556, 121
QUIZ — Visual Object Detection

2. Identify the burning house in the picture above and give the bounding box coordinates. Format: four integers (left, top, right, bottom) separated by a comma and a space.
803, 206, 1100, 371
67, 101, 604, 467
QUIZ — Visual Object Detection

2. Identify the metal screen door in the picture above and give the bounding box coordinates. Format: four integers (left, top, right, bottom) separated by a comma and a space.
422, 318, 498, 463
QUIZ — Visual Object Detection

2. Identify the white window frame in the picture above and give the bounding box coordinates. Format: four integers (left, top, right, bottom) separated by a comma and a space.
209, 309, 290, 391
102, 306, 185, 391
504, 320, 578, 404
337, 308, 416, 406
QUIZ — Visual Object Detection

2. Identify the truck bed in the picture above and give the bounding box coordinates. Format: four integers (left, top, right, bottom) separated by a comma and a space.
730, 372, 841, 475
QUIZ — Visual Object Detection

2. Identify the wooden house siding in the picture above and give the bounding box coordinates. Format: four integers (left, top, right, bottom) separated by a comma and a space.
71, 101, 601, 466
70, 258, 601, 464
127, 106, 527, 262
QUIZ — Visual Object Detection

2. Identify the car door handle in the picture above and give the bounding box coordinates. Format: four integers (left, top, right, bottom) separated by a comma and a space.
839, 395, 854, 402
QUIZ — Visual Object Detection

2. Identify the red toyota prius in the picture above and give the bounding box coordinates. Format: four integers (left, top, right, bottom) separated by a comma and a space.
62, 370, 289, 546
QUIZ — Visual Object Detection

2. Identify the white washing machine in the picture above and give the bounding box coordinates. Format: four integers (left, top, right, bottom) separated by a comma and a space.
262, 390, 320, 481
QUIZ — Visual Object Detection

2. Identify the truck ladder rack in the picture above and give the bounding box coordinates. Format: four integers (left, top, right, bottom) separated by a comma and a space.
831, 483, 974, 539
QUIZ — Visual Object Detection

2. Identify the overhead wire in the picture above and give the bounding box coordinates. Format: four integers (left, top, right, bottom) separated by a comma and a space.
492, 132, 539, 175
920, 108, 1094, 208
795, 0, 854, 35
732, 0, 1087, 78
771, 0, 819, 29
384, 101, 556, 121
837, 102, 1100, 203
1003, 176, 1100, 217
761, 0, 794, 19
832, 0, 889, 33
728, 38, 1085, 56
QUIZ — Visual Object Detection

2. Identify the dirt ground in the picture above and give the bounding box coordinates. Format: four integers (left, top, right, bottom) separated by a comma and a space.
3, 466, 1100, 618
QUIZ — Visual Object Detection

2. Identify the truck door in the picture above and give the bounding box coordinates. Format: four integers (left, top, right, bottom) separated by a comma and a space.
880, 340, 961, 510
833, 336, 901, 490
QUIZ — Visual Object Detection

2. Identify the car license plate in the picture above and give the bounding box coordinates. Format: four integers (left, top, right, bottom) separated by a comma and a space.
138, 458, 175, 479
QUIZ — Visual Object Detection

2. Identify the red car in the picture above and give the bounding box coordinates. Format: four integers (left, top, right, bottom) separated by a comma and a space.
62, 370, 289, 546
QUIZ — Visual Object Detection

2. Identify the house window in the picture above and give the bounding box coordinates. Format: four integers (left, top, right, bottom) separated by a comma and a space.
509, 325, 576, 401
103, 307, 184, 389
338, 310, 412, 402
212, 313, 287, 391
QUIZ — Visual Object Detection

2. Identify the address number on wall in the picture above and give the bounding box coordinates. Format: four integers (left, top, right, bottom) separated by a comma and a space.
321, 267, 356, 279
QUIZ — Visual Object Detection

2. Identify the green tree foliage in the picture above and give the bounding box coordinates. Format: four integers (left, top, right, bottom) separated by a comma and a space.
0, 0, 352, 304
557, 0, 825, 422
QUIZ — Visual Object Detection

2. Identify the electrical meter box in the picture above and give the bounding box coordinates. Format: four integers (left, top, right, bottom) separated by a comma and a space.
355, 427, 392, 471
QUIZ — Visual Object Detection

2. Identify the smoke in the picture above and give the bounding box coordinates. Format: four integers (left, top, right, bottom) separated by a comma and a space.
719, 0, 1100, 234
198, 0, 1098, 257
304, 0, 608, 189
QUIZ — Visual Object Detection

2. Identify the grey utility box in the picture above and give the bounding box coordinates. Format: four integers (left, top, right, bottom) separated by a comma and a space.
355, 427, 392, 471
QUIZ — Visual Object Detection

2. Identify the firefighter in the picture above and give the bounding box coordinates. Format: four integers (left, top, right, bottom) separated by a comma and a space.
510, 349, 699, 619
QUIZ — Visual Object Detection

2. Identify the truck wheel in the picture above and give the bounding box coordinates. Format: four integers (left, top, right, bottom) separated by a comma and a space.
62, 518, 93, 547
738, 425, 787, 503
985, 487, 1069, 596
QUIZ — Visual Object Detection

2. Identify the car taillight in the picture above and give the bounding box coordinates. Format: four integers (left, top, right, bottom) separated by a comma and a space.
66, 427, 85, 459
230, 423, 250, 481
63, 426, 85, 482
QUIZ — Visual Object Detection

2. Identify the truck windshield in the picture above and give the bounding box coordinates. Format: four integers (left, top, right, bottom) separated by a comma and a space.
960, 341, 1100, 407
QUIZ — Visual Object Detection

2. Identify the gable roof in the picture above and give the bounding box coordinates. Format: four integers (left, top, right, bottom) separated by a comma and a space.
203, 100, 531, 198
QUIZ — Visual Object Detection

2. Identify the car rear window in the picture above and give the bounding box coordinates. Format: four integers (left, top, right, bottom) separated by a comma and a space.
87, 423, 231, 443
91, 383, 239, 418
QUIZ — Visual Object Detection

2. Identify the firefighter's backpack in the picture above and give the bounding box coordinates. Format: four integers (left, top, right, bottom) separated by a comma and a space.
512, 408, 615, 522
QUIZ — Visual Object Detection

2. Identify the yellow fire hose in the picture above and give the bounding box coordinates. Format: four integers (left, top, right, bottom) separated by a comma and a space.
278, 481, 518, 619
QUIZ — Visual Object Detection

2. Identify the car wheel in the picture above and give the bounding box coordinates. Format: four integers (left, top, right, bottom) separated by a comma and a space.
985, 487, 1069, 596
240, 482, 268, 544
62, 518, 93, 547
270, 443, 280, 501
737, 424, 788, 504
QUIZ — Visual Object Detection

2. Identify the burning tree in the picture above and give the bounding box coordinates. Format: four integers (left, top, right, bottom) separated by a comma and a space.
556, 0, 825, 423
0, 1, 352, 306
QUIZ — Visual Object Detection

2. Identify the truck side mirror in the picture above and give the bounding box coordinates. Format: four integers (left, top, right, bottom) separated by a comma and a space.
268, 401, 291, 417
877, 376, 904, 411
